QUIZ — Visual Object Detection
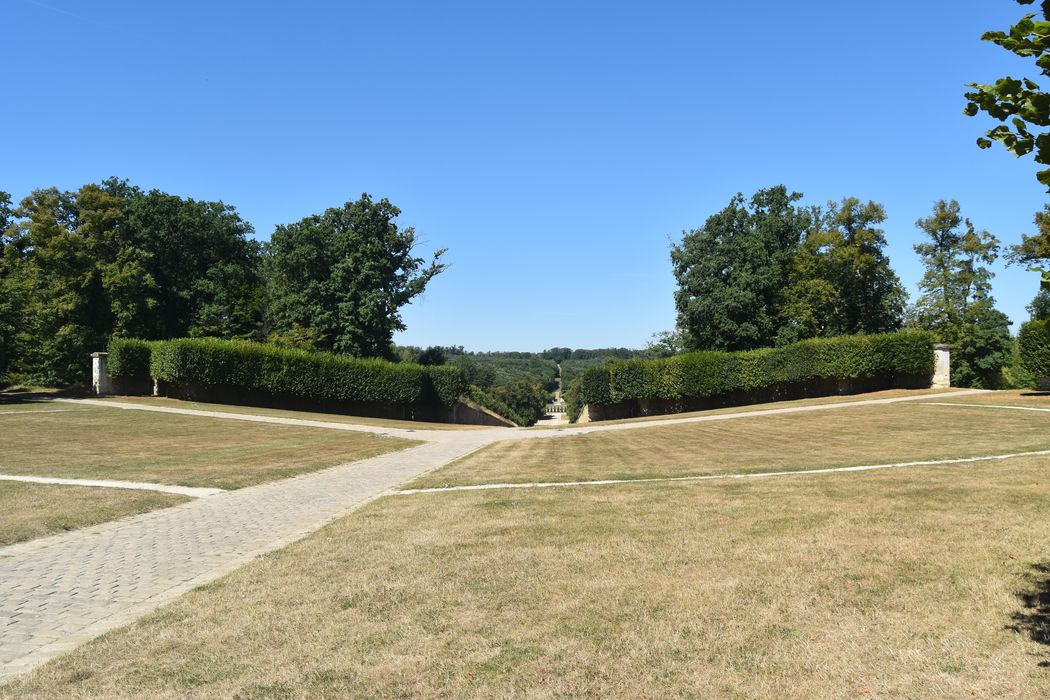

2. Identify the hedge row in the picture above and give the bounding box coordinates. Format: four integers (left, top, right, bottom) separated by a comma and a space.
468, 381, 550, 427
580, 330, 936, 407
108, 337, 466, 407
107, 338, 154, 379
1019, 320, 1050, 381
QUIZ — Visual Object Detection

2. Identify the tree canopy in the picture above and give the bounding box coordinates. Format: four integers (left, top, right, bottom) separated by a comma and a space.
672, 185, 810, 352
779, 198, 906, 344
0, 181, 444, 386
672, 187, 906, 352
0, 181, 262, 384
264, 194, 446, 359
909, 200, 1012, 388
964, 0, 1050, 190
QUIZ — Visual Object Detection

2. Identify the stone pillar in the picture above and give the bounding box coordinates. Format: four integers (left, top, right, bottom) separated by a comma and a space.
932, 344, 951, 388
91, 352, 112, 396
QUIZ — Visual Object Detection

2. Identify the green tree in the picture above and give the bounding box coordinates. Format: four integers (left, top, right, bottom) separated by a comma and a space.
473, 379, 548, 426
118, 183, 262, 340
909, 200, 1012, 388
779, 198, 906, 342
7, 187, 105, 384
416, 346, 447, 366
0, 192, 19, 381
1, 179, 264, 385
265, 194, 446, 358
1009, 204, 1050, 294
1030, 287, 1050, 319
672, 186, 811, 351
964, 0, 1050, 190
643, 330, 685, 358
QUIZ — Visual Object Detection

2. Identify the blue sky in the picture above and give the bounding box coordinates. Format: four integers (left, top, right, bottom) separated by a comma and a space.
4, 1, 1047, 351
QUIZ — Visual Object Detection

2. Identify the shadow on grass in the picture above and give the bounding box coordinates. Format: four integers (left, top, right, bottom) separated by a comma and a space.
1019, 392, 1050, 398
0, 389, 80, 405
1008, 562, 1050, 667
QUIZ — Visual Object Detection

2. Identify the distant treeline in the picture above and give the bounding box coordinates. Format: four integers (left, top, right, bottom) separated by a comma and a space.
394, 346, 648, 390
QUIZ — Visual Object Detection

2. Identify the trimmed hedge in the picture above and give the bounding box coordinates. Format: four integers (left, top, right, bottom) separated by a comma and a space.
579, 364, 613, 405
580, 330, 936, 410
468, 380, 548, 427
564, 377, 584, 423
149, 338, 465, 407
107, 338, 154, 378
1019, 320, 1050, 381
106, 337, 465, 408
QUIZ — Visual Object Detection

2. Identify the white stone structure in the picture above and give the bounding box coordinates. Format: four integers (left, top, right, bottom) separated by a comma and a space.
932, 343, 951, 389
90, 352, 112, 396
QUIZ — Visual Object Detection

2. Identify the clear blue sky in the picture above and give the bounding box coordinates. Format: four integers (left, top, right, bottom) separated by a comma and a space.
4, 1, 1047, 351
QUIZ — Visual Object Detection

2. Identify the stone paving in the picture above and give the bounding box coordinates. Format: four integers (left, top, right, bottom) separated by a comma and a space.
0, 389, 980, 682
0, 433, 494, 682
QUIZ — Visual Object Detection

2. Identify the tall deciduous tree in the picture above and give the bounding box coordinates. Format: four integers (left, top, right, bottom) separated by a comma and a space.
779, 198, 906, 342
7, 187, 108, 384
265, 194, 447, 358
116, 181, 262, 340
2, 180, 264, 384
964, 0, 1050, 189
1009, 204, 1050, 296
0, 192, 19, 381
672, 186, 810, 351
910, 200, 1012, 388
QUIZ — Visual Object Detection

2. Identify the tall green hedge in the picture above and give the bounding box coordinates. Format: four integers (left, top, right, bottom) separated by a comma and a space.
109, 337, 465, 407
1019, 320, 1050, 381
107, 338, 154, 378
580, 330, 935, 408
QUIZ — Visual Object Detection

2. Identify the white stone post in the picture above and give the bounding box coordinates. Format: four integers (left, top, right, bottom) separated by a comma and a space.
932, 344, 951, 388
91, 352, 112, 396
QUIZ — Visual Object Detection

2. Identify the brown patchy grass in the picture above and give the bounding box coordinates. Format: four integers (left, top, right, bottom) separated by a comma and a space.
530, 386, 974, 429
8, 457, 1050, 698
0, 405, 418, 489
925, 388, 1050, 409
408, 401, 1050, 488
0, 481, 188, 546
95, 395, 492, 430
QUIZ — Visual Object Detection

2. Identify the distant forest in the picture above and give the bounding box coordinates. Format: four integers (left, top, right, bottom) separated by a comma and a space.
393, 346, 646, 390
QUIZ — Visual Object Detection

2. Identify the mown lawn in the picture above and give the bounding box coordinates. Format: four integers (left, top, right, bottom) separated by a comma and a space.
0, 481, 188, 546
94, 395, 492, 430
529, 386, 973, 429
408, 399, 1050, 488
7, 455, 1050, 698
0, 404, 419, 489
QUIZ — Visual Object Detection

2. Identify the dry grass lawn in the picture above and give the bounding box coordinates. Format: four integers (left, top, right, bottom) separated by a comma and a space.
927, 388, 1050, 409
7, 457, 1050, 698
529, 386, 974, 429
96, 395, 491, 430
0, 481, 188, 546
0, 405, 418, 489
408, 401, 1050, 488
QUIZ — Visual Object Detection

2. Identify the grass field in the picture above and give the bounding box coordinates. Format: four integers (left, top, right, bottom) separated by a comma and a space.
93, 395, 490, 430
528, 386, 974, 429
0, 403, 419, 489
0, 481, 188, 546
409, 395, 1050, 488
5, 391, 1050, 697
7, 453, 1050, 697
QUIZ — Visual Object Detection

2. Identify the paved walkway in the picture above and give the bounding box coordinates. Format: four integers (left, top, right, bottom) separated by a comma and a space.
0, 434, 493, 682
0, 388, 983, 682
